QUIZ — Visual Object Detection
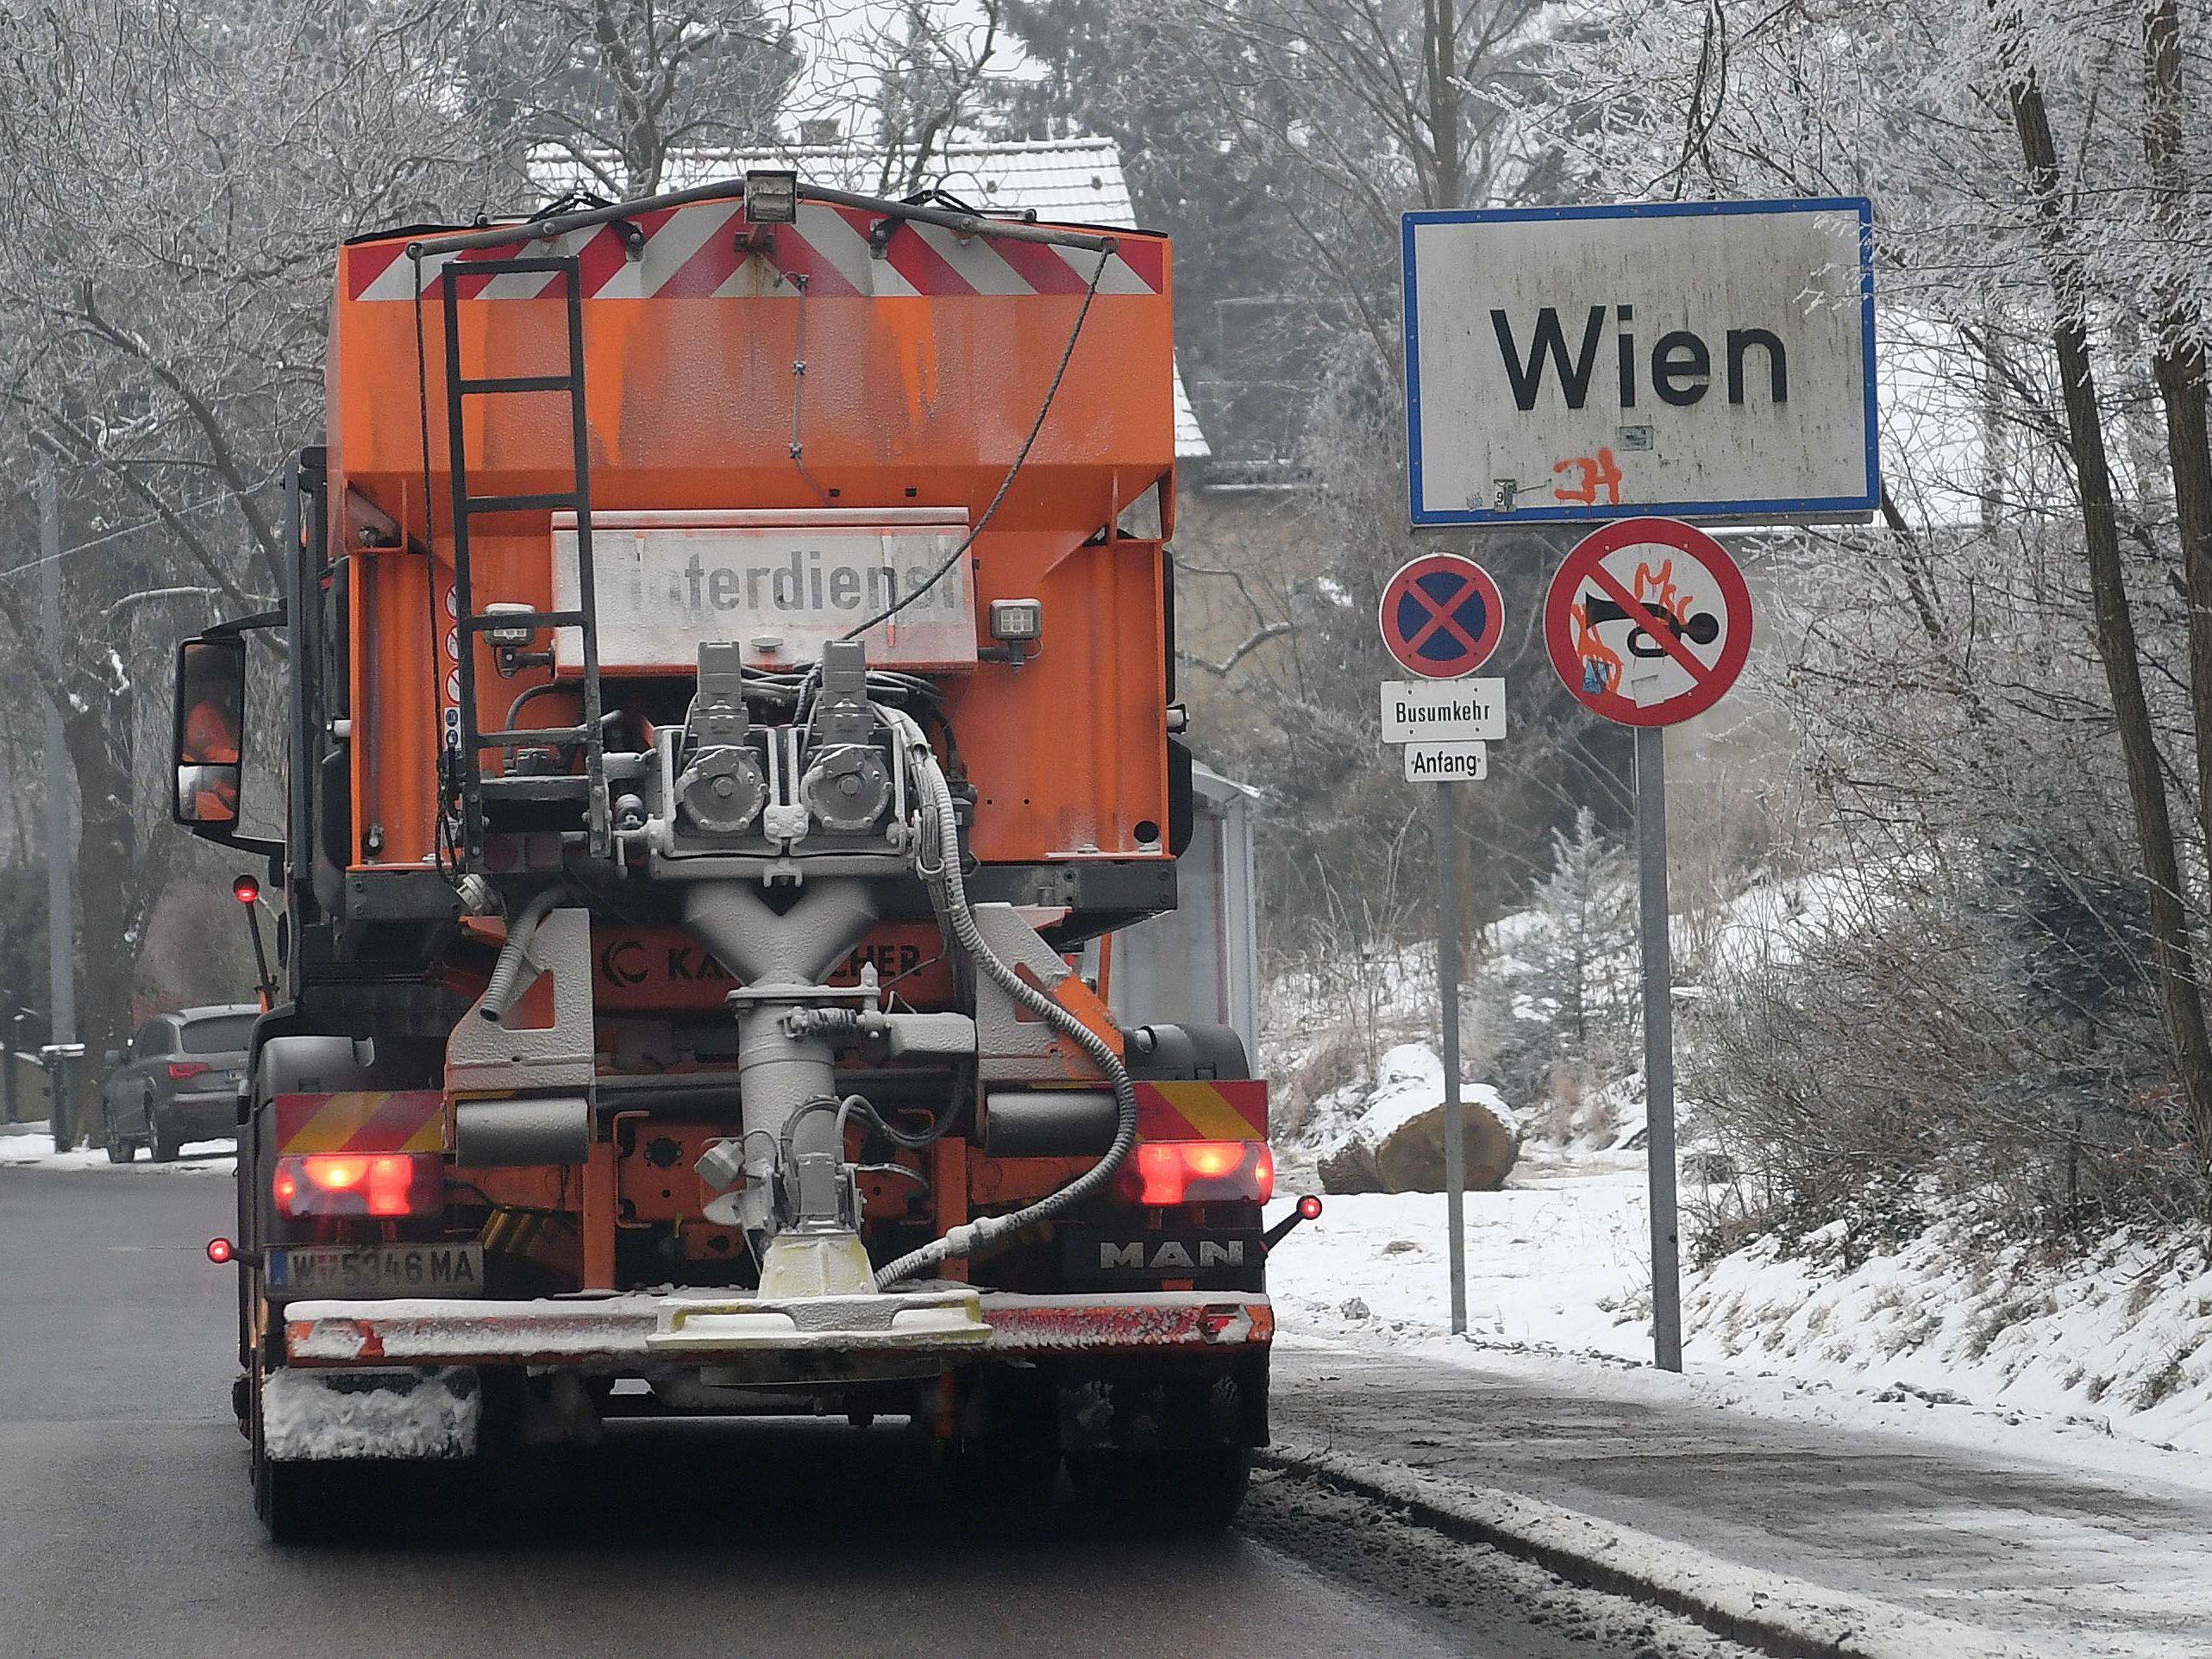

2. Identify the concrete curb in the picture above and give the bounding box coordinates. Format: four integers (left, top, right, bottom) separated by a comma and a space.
1258, 1440, 2054, 1659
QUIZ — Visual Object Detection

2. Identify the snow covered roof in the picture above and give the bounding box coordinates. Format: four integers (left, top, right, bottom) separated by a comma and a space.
530, 137, 1207, 459
695, 137, 1138, 229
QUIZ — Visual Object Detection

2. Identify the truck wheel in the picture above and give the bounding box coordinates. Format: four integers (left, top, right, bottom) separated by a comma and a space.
1069, 1448, 1250, 1532
936, 1368, 1061, 1515
254, 1449, 341, 1544
249, 1368, 336, 1543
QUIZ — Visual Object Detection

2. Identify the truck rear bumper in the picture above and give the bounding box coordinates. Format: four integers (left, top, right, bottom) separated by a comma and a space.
284, 1289, 1273, 1369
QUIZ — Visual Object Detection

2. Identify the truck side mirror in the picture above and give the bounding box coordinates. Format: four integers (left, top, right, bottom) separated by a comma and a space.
172, 635, 247, 831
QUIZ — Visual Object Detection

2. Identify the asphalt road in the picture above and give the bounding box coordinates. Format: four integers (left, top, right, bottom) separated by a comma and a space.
1275, 1341, 2212, 1656
0, 1164, 1736, 1659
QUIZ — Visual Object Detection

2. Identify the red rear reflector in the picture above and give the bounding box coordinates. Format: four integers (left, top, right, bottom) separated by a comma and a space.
1116, 1141, 1275, 1205
273, 1153, 440, 1218
166, 1061, 210, 1081
1298, 1194, 1324, 1221
205, 1237, 234, 1264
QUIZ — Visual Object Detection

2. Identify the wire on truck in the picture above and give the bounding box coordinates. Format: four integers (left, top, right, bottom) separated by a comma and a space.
838, 241, 1114, 643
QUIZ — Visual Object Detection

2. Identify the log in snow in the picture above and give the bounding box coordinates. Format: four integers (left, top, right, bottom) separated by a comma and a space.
1316, 1044, 1520, 1193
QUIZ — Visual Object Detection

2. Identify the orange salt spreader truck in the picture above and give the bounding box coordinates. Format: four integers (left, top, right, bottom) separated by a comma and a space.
172, 172, 1320, 1539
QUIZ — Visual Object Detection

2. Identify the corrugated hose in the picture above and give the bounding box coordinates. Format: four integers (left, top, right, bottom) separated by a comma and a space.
479, 886, 565, 1023
873, 711, 1138, 1287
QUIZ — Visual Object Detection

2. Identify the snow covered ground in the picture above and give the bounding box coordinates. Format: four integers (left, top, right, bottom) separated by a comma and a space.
1270, 1145, 1652, 1354
1263, 864, 2212, 1492
1267, 1145, 2212, 1493
1268, 1143, 2212, 1656
0, 1120, 235, 1172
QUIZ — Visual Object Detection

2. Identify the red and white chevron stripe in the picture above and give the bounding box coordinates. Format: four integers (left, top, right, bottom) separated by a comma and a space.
347, 200, 1163, 303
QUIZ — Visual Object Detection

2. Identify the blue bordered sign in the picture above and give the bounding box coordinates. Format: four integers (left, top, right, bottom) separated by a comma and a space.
1401, 198, 1878, 527
1378, 553, 1505, 679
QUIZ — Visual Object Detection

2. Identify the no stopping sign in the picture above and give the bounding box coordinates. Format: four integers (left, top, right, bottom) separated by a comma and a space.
1544, 518, 1751, 727
1379, 553, 1505, 679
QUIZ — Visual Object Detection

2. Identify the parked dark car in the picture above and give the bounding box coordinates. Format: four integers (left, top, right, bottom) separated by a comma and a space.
100, 1005, 258, 1162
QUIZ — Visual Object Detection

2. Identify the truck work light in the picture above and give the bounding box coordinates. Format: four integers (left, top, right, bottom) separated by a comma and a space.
988, 598, 1043, 643
479, 603, 541, 648
743, 169, 799, 225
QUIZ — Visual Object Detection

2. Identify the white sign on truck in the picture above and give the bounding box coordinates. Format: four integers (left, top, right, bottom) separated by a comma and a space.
556, 507, 977, 673
1401, 198, 1877, 527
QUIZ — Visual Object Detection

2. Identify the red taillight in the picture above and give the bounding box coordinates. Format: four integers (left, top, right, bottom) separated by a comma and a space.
1116, 1141, 1275, 1205
232, 874, 260, 905
1297, 1193, 1324, 1221
273, 1153, 440, 1218
205, 1237, 234, 1264
166, 1060, 210, 1081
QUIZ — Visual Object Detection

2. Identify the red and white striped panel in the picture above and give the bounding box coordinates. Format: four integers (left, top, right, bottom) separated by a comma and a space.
347, 201, 1164, 303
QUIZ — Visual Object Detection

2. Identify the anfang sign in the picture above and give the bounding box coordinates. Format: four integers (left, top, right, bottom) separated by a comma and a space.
1401, 198, 1877, 526
1403, 741, 1488, 783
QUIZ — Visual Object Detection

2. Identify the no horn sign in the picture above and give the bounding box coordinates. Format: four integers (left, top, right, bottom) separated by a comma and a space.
1378, 553, 1504, 679
1544, 517, 1751, 728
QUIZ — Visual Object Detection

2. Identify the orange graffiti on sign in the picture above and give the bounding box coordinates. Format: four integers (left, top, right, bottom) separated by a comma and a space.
1572, 557, 1700, 697
1551, 447, 1624, 506
1572, 600, 1624, 696
1632, 558, 1695, 629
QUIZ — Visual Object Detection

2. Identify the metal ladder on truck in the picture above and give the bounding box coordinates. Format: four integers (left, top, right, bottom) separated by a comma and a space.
437, 254, 610, 867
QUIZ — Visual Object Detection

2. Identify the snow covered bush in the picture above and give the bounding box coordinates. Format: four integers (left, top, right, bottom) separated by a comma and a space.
1686, 842, 2191, 1256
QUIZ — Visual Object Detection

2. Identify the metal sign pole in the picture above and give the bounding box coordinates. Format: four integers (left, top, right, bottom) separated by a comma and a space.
1377, 548, 1504, 1343
1633, 719, 1682, 1371
39, 466, 77, 1151
1437, 779, 1467, 1336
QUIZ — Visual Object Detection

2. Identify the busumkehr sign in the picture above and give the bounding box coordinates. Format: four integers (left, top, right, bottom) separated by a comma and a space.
1401, 198, 1877, 526
1380, 678, 1505, 743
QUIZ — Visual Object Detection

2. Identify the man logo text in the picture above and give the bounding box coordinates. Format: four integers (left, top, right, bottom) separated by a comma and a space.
1097, 1239, 1244, 1271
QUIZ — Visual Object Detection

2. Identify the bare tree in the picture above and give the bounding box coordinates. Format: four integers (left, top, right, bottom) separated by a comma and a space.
468, 0, 799, 197
1998, 7, 2212, 1187
1530, 0, 2212, 1228
0, 0, 501, 1085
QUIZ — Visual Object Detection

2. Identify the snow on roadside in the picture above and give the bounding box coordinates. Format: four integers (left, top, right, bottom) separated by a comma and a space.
1688, 1218, 2212, 1456
1267, 1146, 2212, 1486
1270, 1147, 1651, 1352
0, 1121, 235, 1173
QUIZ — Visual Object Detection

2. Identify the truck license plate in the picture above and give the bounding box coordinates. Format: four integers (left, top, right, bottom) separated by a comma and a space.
266, 1243, 485, 1298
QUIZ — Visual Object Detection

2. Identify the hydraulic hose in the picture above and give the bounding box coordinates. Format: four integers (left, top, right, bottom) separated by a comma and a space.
479, 887, 565, 1023
874, 712, 1139, 1287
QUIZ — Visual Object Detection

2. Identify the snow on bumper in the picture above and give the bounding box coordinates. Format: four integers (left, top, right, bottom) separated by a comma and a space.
260, 1364, 479, 1461
285, 1290, 1274, 1368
